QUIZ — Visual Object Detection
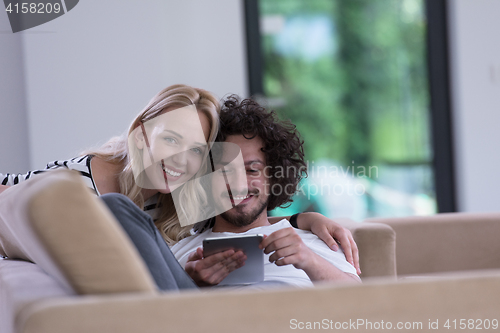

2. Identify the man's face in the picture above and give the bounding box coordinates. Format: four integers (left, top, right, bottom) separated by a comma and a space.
212, 135, 270, 227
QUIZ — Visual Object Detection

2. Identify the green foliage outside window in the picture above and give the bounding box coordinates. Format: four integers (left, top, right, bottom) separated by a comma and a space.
259, 0, 436, 219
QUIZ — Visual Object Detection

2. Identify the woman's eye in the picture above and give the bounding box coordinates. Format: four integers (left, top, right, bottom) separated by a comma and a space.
191, 147, 203, 155
247, 169, 258, 173
164, 137, 177, 144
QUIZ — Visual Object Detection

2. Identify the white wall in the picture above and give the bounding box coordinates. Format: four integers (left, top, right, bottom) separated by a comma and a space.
1, 0, 247, 171
0, 12, 30, 172
3, 0, 500, 214
448, 0, 500, 212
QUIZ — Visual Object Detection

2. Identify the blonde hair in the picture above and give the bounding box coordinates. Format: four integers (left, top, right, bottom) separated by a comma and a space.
85, 84, 219, 244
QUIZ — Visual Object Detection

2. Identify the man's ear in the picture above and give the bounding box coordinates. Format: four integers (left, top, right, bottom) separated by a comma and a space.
134, 127, 145, 150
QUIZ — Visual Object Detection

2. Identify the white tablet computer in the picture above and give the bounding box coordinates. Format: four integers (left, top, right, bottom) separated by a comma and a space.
203, 234, 264, 286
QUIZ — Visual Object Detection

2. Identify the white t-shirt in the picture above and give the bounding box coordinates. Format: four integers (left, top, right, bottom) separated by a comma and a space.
172, 219, 358, 288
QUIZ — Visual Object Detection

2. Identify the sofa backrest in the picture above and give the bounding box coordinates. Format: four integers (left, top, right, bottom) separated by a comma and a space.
367, 213, 500, 276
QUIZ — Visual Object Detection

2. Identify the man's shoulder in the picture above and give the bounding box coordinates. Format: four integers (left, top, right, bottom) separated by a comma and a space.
265, 219, 319, 241
171, 230, 214, 267
172, 231, 209, 252
266, 218, 293, 231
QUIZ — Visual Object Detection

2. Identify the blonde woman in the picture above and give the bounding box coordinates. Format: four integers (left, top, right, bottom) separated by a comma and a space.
0, 84, 360, 290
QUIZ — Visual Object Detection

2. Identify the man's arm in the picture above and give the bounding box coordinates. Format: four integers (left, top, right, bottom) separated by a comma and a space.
298, 251, 361, 282
260, 227, 361, 283
269, 212, 360, 275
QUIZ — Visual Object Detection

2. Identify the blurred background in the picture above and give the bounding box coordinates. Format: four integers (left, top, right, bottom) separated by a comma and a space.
1, 0, 499, 220
254, 0, 434, 220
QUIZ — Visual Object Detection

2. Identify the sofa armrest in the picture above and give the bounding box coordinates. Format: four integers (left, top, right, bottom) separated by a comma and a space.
18, 271, 500, 333
333, 218, 396, 279
366, 212, 500, 276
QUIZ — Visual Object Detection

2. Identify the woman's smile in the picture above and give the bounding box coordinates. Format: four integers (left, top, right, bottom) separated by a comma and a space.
162, 162, 184, 178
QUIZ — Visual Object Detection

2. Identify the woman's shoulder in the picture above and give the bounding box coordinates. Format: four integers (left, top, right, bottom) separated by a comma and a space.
89, 156, 121, 195
47, 155, 99, 194
46, 155, 92, 169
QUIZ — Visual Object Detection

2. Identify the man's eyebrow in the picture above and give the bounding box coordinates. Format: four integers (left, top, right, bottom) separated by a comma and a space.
162, 129, 207, 146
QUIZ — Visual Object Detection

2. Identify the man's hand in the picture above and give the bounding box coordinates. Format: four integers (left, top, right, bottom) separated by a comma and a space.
0, 185, 10, 195
260, 227, 360, 283
184, 247, 246, 287
259, 227, 316, 271
297, 213, 361, 275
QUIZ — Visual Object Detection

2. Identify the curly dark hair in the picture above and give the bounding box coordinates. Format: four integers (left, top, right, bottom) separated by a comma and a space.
216, 95, 307, 210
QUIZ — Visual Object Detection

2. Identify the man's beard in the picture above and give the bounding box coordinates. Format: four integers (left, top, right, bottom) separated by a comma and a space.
219, 194, 269, 227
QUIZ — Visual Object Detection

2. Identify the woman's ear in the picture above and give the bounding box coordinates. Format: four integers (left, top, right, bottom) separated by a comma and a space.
134, 127, 145, 150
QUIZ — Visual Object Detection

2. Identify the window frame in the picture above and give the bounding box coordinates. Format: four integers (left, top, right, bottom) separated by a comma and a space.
244, 0, 456, 213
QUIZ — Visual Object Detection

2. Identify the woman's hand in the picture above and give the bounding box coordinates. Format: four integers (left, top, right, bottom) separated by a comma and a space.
297, 213, 361, 275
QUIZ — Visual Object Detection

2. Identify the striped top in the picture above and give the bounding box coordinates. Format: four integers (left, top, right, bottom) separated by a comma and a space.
1, 155, 159, 219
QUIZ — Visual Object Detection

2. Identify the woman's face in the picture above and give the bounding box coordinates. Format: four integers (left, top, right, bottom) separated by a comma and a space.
135, 105, 211, 193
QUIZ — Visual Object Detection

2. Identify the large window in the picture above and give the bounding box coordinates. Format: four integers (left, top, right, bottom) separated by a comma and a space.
246, 0, 453, 220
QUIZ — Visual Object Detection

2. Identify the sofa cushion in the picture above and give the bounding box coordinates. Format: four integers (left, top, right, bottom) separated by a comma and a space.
0, 258, 72, 333
26, 169, 157, 295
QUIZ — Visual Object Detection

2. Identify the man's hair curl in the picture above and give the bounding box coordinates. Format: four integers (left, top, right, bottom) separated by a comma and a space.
216, 95, 307, 210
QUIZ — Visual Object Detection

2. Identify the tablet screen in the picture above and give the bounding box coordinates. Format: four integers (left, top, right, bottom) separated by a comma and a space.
203, 234, 264, 285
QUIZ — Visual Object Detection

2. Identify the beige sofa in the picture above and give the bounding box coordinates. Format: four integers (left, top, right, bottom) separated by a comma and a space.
1, 170, 499, 333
